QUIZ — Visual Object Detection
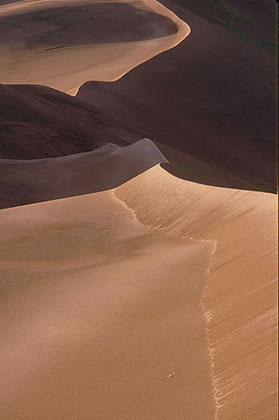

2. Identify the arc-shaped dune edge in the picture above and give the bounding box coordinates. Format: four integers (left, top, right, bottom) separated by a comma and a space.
114, 164, 277, 420
0, 138, 168, 209
0, 0, 190, 94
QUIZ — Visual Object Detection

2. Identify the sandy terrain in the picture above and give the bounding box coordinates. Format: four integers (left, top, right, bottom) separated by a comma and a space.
0, 181, 215, 420
0, 166, 277, 419
0, 83, 257, 196
0, 83, 140, 159
77, 0, 277, 192
0, 0, 190, 93
0, 138, 167, 208
115, 164, 278, 420
0, 0, 277, 419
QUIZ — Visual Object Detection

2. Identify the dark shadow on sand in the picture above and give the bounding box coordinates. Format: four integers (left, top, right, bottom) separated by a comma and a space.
0, 3, 178, 48
160, 163, 276, 194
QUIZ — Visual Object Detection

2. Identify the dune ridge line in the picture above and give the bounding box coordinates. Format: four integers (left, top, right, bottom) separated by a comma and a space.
114, 164, 277, 420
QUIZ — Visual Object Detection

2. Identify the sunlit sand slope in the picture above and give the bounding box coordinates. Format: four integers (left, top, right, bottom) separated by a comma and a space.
0, 139, 167, 208
0, 0, 190, 93
115, 164, 277, 420
0, 188, 215, 420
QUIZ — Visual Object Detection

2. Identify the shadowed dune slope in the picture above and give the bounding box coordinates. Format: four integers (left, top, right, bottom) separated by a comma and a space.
77, 0, 277, 192
0, 83, 261, 194
0, 184, 216, 420
0, 84, 140, 159
0, 0, 189, 93
0, 139, 167, 209
115, 164, 277, 420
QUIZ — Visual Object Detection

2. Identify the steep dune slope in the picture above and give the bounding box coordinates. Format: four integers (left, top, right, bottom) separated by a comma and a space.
0, 0, 190, 93
115, 164, 277, 420
0, 186, 215, 420
0, 84, 140, 159
77, 0, 276, 192
0, 139, 167, 208
0, 83, 257, 194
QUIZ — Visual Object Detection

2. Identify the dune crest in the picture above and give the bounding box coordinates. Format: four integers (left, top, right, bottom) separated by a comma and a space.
114, 164, 277, 419
0, 0, 190, 94
0, 138, 168, 209
0, 183, 216, 419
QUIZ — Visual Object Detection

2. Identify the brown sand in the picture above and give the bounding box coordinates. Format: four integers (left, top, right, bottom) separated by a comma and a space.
0, 0, 190, 94
0, 186, 215, 420
115, 164, 278, 420
0, 138, 168, 208
0, 165, 277, 419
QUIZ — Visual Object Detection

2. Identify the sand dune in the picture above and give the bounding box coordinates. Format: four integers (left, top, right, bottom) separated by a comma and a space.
0, 0, 190, 93
0, 165, 277, 419
0, 83, 139, 159
115, 164, 278, 420
0, 178, 215, 420
0, 138, 167, 208
0, 1, 276, 419
77, 0, 276, 192
0, 82, 256, 194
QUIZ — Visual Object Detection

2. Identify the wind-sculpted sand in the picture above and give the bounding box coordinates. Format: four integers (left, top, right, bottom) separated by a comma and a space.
0, 0, 190, 94
0, 139, 168, 208
0, 179, 216, 420
0, 165, 277, 419
0, 0, 276, 419
115, 164, 278, 420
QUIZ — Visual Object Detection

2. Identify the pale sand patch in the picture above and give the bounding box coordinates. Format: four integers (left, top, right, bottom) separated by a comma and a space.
115, 164, 277, 419
0, 0, 190, 94
0, 188, 215, 419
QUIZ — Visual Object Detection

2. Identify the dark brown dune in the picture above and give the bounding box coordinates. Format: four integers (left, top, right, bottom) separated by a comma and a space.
0, 0, 188, 93
0, 3, 177, 47
77, 0, 277, 192
0, 84, 139, 159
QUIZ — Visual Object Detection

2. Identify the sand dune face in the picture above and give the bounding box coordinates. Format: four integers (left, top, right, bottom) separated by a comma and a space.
0, 84, 140, 159
115, 164, 278, 420
77, 0, 276, 191
0, 185, 215, 420
0, 166, 276, 418
0, 0, 190, 93
0, 1, 276, 419
0, 139, 168, 208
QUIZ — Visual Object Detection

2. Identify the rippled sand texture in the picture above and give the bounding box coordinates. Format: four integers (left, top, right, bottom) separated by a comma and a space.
115, 165, 278, 420
0, 0, 190, 93
0, 184, 215, 420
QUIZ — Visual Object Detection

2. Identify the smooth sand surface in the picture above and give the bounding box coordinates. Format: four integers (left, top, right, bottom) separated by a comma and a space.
115, 164, 278, 420
0, 0, 190, 94
0, 83, 140, 159
0, 138, 168, 208
0, 184, 215, 420
0, 165, 277, 419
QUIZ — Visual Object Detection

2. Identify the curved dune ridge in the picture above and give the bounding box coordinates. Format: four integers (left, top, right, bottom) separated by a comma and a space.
0, 138, 168, 208
76, 0, 276, 192
0, 0, 277, 419
0, 83, 141, 160
0, 0, 190, 94
0, 166, 276, 419
0, 173, 216, 420
115, 164, 278, 420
